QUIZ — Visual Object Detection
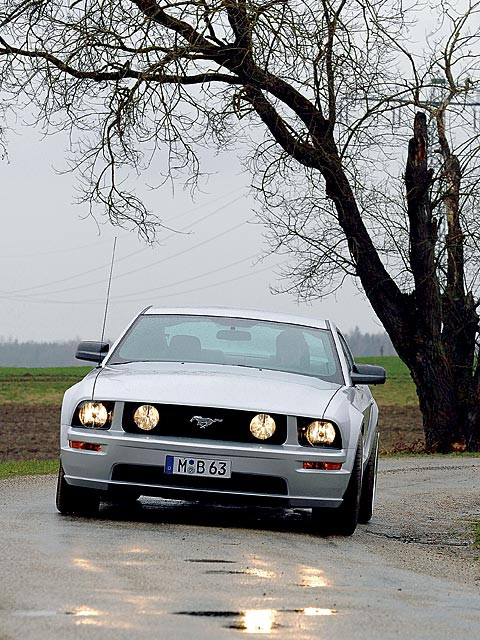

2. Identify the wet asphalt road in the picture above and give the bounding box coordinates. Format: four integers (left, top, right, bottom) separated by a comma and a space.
0, 458, 479, 640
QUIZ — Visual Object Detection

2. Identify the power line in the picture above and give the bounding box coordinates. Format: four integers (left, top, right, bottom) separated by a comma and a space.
1, 245, 147, 295
161, 186, 246, 224
3, 193, 245, 296
20, 215, 253, 299
109, 251, 261, 300
0, 256, 287, 306
0, 237, 112, 260
107, 257, 289, 305
0, 187, 246, 262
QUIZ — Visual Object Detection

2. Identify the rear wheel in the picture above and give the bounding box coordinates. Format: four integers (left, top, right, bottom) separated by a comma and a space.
56, 464, 100, 516
312, 439, 363, 536
358, 432, 379, 524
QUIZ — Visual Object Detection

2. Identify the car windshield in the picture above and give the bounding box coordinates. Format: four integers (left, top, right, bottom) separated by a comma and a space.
108, 314, 344, 384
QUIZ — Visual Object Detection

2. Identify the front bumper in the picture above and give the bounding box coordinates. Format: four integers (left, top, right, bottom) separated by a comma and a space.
61, 425, 356, 509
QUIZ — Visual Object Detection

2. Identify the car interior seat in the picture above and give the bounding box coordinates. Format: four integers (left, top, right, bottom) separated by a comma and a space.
274, 330, 310, 371
168, 335, 202, 361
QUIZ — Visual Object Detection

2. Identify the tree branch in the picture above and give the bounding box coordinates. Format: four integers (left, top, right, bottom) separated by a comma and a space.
0, 37, 241, 85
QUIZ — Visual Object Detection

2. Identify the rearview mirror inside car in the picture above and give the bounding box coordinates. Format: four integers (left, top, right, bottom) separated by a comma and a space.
216, 328, 252, 341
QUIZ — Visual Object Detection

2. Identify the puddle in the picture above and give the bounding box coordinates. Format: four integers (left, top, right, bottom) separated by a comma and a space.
66, 607, 101, 617
175, 610, 240, 617
185, 559, 237, 563
227, 621, 285, 631
14, 610, 62, 618
223, 622, 288, 633
14, 607, 103, 619
205, 570, 248, 575
296, 579, 330, 588
205, 568, 275, 578
175, 609, 337, 617
174, 608, 337, 632
295, 608, 337, 616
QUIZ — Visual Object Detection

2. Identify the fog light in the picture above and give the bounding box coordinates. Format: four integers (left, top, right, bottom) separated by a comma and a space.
250, 414, 276, 440
78, 402, 108, 428
133, 404, 160, 431
69, 440, 102, 452
302, 461, 342, 470
305, 420, 336, 445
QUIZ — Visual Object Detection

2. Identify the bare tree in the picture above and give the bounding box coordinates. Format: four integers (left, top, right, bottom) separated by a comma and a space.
1, 0, 480, 451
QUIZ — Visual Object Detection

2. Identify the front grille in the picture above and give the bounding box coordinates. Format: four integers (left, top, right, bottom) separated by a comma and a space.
122, 403, 287, 445
111, 464, 288, 495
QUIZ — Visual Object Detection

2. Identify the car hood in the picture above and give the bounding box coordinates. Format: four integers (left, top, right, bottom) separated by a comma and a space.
93, 362, 341, 418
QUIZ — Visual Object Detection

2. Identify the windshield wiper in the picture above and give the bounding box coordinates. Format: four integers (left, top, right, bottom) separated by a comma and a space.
107, 360, 151, 365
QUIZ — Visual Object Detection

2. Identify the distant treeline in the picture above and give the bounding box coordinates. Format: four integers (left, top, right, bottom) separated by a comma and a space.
0, 329, 396, 367
0, 339, 83, 367
345, 327, 396, 358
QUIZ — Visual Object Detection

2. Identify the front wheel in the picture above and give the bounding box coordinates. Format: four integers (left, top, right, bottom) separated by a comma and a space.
358, 432, 379, 524
56, 464, 100, 516
312, 439, 363, 536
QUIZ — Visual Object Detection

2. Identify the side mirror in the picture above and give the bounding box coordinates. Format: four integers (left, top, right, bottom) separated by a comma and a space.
350, 363, 386, 386
75, 341, 110, 363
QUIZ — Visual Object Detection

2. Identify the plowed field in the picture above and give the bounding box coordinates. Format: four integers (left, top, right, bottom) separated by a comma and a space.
0, 403, 424, 461
0, 359, 425, 460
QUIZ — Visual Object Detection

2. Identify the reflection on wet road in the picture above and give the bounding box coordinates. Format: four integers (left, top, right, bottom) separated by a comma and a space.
175, 607, 337, 633
1, 464, 479, 639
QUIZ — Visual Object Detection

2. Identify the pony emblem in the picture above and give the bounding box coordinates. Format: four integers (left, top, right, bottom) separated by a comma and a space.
190, 415, 223, 429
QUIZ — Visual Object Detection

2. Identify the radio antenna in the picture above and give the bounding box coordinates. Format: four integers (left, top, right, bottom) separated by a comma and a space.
101, 236, 117, 343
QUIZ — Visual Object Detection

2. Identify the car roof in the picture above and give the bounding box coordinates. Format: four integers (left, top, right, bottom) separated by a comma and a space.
143, 306, 330, 330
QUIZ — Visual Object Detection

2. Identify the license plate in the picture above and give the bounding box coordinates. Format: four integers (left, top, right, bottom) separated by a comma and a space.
165, 455, 232, 478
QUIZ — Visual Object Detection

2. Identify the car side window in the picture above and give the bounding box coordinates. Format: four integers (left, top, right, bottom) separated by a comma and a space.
337, 332, 355, 371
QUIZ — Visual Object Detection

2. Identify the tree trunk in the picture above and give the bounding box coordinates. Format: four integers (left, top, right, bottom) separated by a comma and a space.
390, 114, 480, 452
398, 343, 465, 452
379, 112, 479, 452
255, 92, 480, 451
467, 370, 480, 451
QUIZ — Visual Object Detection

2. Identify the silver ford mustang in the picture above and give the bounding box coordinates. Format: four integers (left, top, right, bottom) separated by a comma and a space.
56, 306, 386, 535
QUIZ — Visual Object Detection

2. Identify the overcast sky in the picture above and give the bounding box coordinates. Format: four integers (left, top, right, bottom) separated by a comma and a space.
0, 120, 382, 343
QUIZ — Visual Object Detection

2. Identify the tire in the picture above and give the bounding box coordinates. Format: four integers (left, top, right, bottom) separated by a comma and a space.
312, 439, 363, 536
358, 431, 379, 524
56, 464, 100, 516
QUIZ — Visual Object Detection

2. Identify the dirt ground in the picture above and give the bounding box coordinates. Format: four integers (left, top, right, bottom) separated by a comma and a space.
0, 404, 424, 461
0, 405, 61, 461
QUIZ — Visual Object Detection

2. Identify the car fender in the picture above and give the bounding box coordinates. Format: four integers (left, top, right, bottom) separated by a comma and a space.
322, 386, 364, 453
60, 371, 97, 426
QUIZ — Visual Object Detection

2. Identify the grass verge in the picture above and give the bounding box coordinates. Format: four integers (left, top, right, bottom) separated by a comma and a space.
470, 520, 480, 548
381, 452, 480, 458
0, 366, 92, 405
1, 454, 478, 479
0, 367, 92, 378
0, 460, 59, 479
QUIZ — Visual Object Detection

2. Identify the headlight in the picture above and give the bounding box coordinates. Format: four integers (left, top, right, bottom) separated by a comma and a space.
250, 413, 276, 440
305, 420, 337, 445
133, 404, 160, 431
78, 402, 109, 428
